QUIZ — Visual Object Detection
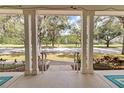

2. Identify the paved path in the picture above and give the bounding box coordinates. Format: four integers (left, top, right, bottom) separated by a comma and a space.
48, 65, 72, 71
0, 61, 24, 65
49, 60, 73, 65
94, 48, 122, 54
0, 48, 24, 54
0, 47, 122, 54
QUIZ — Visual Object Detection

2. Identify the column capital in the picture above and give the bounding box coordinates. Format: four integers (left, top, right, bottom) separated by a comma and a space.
23, 9, 36, 15
81, 10, 88, 16
87, 11, 95, 15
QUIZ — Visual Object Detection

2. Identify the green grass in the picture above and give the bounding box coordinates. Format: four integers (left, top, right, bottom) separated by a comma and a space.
0, 44, 24, 48
0, 44, 123, 62
0, 53, 25, 61
0, 44, 79, 48
0, 44, 122, 48
1, 53, 124, 62
42, 44, 80, 48
42, 44, 122, 48
94, 44, 122, 48
47, 53, 74, 62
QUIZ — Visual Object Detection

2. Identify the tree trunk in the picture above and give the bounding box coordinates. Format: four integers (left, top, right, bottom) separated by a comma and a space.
46, 42, 48, 47
122, 24, 124, 55
122, 34, 124, 54
106, 40, 110, 48
52, 40, 55, 48
57, 39, 60, 47
51, 31, 55, 48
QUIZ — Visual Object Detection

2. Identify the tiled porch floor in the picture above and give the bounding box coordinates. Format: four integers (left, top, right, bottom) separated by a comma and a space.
1, 65, 124, 88
9, 72, 110, 88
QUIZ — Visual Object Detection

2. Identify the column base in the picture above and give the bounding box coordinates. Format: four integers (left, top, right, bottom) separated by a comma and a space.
24, 70, 32, 76
80, 68, 88, 74
81, 71, 87, 74
87, 69, 94, 74
32, 69, 39, 75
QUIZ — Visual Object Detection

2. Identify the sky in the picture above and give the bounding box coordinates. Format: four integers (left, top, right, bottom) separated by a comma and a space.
68, 16, 80, 25
61, 16, 80, 35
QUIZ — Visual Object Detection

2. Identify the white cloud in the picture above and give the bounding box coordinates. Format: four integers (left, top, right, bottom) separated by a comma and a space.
68, 16, 80, 25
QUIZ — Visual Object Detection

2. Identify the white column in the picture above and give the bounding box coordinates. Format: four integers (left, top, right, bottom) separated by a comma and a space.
23, 10, 32, 75
31, 10, 39, 75
80, 10, 88, 74
87, 11, 94, 74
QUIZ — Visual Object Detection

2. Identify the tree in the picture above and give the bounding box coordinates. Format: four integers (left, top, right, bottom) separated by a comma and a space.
69, 16, 81, 47
38, 15, 69, 47
95, 16, 122, 47
70, 25, 81, 47
94, 16, 108, 44
0, 15, 24, 44
116, 16, 124, 54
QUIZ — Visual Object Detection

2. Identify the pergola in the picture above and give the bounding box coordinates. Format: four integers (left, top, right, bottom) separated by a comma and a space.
0, 5, 124, 76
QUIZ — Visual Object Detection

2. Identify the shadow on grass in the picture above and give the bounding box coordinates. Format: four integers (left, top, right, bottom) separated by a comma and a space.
57, 53, 74, 58
94, 46, 121, 48
0, 52, 24, 57
0, 53, 24, 61
94, 44, 122, 48
9, 53, 24, 57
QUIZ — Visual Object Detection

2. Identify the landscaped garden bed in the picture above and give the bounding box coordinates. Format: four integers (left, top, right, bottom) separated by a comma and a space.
93, 56, 124, 70
1, 52, 124, 71
0, 57, 50, 72
0, 64, 25, 72
0, 58, 25, 72
71, 54, 124, 70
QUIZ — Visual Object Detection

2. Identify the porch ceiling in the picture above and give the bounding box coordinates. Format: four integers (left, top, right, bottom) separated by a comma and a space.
1, 5, 124, 16
1, 5, 124, 11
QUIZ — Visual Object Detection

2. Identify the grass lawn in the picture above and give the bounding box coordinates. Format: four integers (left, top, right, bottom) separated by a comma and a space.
1, 53, 124, 62
94, 44, 122, 48
0, 44, 24, 48
42, 44, 122, 48
0, 44, 123, 62
42, 44, 80, 48
46, 53, 74, 62
0, 53, 74, 62
0, 44, 122, 48
0, 53, 25, 61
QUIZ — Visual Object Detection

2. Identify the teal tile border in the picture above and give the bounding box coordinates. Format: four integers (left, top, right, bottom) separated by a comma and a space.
105, 75, 124, 88
0, 76, 13, 86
